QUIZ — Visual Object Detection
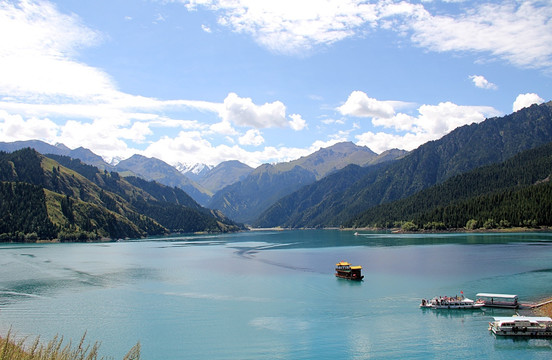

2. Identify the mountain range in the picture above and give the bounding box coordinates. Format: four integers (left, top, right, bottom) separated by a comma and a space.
1, 101, 552, 240
0, 139, 406, 224
255, 101, 552, 228
0, 140, 252, 206
207, 142, 406, 224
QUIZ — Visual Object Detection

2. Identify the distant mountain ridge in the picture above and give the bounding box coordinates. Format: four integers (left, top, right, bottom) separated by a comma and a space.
198, 160, 253, 193
255, 101, 552, 228
0, 140, 404, 215
208, 142, 406, 224
0, 140, 112, 171
272, 142, 406, 180
176, 163, 214, 181
115, 154, 212, 205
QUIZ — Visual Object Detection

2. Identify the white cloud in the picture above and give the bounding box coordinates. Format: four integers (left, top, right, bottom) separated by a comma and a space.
513, 93, 545, 112
142, 130, 312, 168
404, 1, 552, 70
239, 129, 265, 146
356, 101, 500, 153
469, 75, 497, 90
0, 0, 112, 100
221, 92, 287, 128
372, 112, 416, 132
0, 110, 59, 143
57, 119, 136, 161
178, 0, 378, 55
321, 118, 345, 125
201, 24, 212, 33
356, 131, 430, 153
0, 0, 310, 165
178, 1, 552, 71
414, 102, 498, 135
338, 91, 396, 118
288, 114, 307, 131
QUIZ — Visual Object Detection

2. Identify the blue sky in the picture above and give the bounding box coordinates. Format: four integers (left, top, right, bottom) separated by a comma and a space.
0, 0, 550, 168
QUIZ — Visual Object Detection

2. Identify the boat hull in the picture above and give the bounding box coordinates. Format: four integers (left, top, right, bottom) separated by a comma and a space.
335, 273, 364, 281
429, 303, 484, 309
490, 329, 552, 337
420, 296, 484, 309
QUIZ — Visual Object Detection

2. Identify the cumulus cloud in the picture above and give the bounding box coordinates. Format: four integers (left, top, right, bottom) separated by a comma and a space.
513, 93, 545, 112
356, 131, 429, 154
0, 110, 59, 142
288, 114, 307, 131
239, 129, 265, 146
469, 75, 497, 90
338, 91, 396, 118
221, 92, 287, 128
355, 101, 500, 153
143, 130, 311, 167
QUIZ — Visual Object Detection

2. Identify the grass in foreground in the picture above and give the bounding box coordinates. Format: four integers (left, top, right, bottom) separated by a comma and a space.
0, 329, 140, 360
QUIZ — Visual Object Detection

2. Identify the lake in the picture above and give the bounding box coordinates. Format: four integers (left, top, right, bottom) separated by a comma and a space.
1, 230, 552, 359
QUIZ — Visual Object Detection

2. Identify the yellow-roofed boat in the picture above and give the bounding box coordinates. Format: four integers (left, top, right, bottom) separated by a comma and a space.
335, 261, 364, 281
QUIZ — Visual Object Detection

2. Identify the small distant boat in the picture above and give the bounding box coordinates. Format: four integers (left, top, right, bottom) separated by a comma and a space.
335, 261, 364, 281
420, 294, 484, 309
489, 316, 552, 337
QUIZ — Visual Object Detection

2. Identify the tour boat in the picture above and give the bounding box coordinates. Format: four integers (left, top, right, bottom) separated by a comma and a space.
420, 294, 484, 309
475, 293, 519, 308
335, 261, 364, 281
488, 316, 552, 337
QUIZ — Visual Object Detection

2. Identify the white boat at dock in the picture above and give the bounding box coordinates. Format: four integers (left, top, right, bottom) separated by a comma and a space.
489, 316, 552, 337
475, 293, 519, 308
420, 294, 484, 309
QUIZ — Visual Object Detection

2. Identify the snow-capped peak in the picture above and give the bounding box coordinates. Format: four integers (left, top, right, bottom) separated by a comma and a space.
176, 162, 213, 176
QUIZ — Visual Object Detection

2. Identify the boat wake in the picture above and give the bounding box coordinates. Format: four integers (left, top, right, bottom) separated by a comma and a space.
0, 290, 44, 298
230, 243, 320, 273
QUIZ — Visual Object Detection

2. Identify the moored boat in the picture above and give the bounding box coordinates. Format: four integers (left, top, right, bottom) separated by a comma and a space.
475, 293, 519, 308
420, 294, 484, 309
488, 316, 552, 337
335, 261, 364, 281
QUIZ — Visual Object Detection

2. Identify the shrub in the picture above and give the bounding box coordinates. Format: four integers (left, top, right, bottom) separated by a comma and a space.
401, 221, 418, 232
465, 219, 478, 230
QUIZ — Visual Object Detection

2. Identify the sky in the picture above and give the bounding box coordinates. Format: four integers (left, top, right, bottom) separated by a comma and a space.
0, 0, 551, 168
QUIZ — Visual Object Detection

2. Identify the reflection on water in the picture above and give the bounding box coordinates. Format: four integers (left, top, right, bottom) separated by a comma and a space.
0, 231, 551, 359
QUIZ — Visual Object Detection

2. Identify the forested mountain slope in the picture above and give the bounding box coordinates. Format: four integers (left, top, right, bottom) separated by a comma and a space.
346, 141, 552, 229
0, 149, 242, 242
255, 101, 552, 228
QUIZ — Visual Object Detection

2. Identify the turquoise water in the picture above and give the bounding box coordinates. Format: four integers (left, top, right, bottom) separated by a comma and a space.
1, 230, 552, 359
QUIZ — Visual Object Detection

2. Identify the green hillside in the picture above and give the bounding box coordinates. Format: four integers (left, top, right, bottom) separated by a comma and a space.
0, 149, 242, 242
346, 141, 552, 229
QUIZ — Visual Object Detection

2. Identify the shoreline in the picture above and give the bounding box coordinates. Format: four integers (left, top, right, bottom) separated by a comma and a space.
341, 226, 552, 234
530, 297, 552, 318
